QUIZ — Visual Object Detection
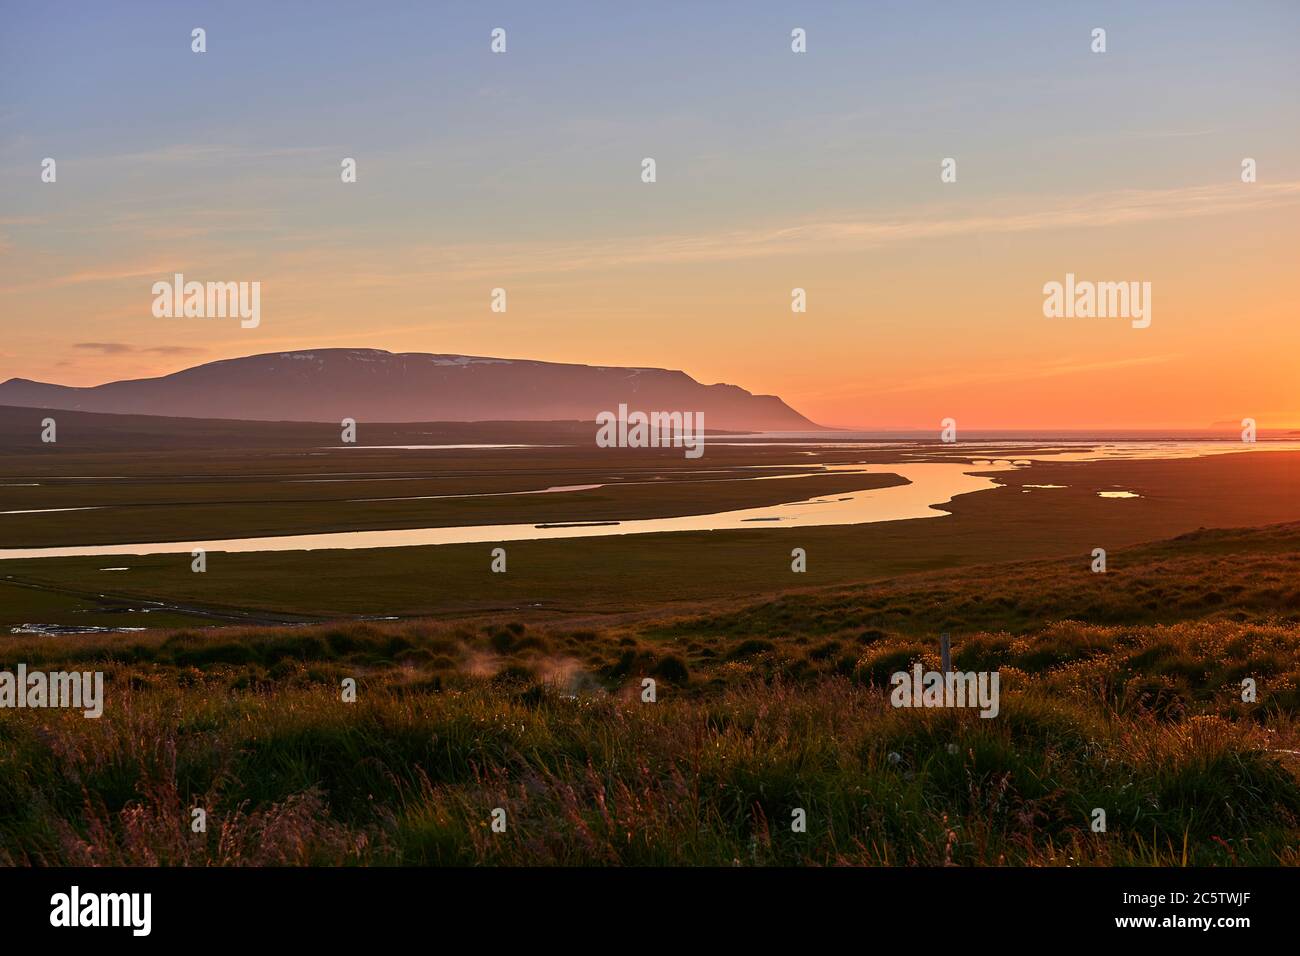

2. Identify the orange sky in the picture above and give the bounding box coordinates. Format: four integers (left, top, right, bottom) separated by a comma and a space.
2, 4, 1298, 429
4, 181, 1297, 429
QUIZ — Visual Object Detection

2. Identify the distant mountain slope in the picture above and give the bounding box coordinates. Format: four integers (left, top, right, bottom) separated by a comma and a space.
0, 349, 824, 430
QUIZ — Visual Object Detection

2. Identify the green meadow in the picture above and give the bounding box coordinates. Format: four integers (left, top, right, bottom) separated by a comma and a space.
2, 522, 1299, 865
3, 410, 1299, 865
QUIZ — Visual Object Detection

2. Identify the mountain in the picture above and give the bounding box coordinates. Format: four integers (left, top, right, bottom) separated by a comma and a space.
0, 349, 824, 430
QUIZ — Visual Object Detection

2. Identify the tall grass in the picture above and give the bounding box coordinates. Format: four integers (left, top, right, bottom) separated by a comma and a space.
3, 612, 1298, 865
4, 526, 1299, 865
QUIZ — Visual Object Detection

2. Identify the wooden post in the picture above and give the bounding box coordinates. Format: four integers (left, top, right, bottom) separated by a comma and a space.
940, 633, 951, 673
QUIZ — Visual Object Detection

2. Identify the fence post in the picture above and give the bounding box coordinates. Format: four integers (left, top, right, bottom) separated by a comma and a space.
940, 632, 951, 673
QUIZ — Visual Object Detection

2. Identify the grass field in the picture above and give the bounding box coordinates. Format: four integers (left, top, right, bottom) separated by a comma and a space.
3, 440, 1298, 630
2, 522, 1299, 865
3, 407, 1299, 865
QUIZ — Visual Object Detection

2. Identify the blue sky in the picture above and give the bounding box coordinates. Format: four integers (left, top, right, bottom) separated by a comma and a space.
2, 2, 1297, 427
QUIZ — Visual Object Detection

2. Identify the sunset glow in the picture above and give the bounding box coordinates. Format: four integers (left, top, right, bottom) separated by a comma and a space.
3, 2, 1297, 429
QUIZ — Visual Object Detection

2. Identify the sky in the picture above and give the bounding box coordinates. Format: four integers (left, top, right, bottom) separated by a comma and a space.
1, 1, 1297, 429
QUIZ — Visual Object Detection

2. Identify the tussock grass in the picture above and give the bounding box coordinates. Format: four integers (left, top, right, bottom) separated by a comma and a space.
4, 527, 1300, 866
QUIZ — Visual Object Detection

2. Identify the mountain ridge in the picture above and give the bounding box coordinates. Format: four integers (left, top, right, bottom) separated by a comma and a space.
0, 348, 825, 430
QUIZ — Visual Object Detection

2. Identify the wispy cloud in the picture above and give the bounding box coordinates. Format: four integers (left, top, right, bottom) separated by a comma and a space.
879, 354, 1182, 395
8, 179, 1299, 295
73, 342, 134, 355
292, 180, 1300, 283
74, 342, 205, 356
793, 354, 1182, 404
54, 263, 183, 286
91, 143, 339, 167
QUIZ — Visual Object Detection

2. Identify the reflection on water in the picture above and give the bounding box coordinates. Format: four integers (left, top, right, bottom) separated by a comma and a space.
327, 444, 557, 450
350, 483, 603, 503
1, 440, 1296, 560
10, 624, 146, 635
918, 441, 1300, 462
0, 462, 1013, 559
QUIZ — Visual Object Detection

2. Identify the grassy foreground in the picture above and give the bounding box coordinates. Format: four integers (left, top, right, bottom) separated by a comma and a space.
3, 523, 1300, 866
